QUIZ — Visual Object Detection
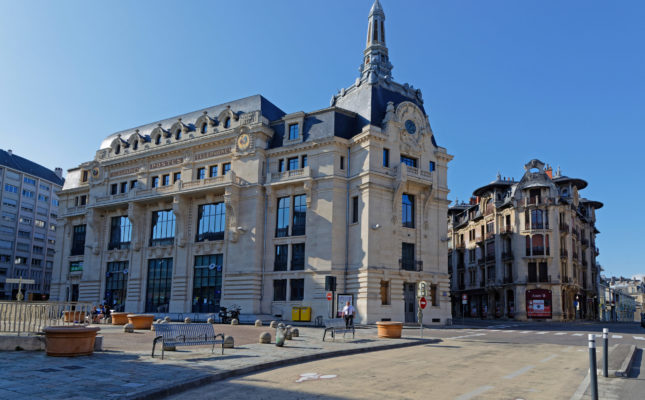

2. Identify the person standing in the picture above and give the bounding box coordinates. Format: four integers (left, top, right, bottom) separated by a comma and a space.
342, 301, 355, 328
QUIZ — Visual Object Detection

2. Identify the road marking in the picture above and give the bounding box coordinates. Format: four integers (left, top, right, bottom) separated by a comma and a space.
536, 331, 547, 335
611, 335, 623, 339
570, 370, 590, 400
540, 354, 557, 363
572, 333, 583, 336
519, 331, 531, 334
455, 385, 494, 400
554, 332, 567, 336
451, 333, 487, 340
634, 336, 645, 340
503, 365, 534, 379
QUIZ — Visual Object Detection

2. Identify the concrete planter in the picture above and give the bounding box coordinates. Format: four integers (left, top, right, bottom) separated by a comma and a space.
111, 312, 129, 325
376, 321, 403, 338
127, 314, 155, 330
62, 310, 86, 323
43, 326, 100, 357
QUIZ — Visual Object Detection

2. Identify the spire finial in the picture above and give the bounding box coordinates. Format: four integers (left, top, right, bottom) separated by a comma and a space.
359, 0, 393, 83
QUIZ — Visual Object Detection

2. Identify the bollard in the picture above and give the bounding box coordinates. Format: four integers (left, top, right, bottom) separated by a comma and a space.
588, 334, 598, 400
602, 328, 608, 378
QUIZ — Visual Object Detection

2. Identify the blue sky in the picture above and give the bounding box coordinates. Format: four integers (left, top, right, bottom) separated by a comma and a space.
1, 1, 643, 278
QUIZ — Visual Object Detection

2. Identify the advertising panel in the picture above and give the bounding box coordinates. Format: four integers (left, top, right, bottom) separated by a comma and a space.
526, 289, 552, 318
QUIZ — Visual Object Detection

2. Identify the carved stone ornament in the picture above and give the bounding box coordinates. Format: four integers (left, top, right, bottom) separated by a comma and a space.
395, 101, 428, 155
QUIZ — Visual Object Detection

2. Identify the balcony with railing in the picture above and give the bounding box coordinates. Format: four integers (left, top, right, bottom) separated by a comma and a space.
399, 258, 423, 272
485, 232, 495, 240
501, 225, 513, 235
503, 276, 514, 284
502, 250, 513, 261
559, 222, 569, 234
455, 242, 465, 250
267, 166, 311, 185
560, 249, 568, 258
527, 274, 551, 283
393, 163, 433, 186
475, 236, 483, 246
485, 253, 496, 263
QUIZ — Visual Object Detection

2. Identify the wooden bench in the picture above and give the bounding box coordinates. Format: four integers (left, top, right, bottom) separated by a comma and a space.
152, 323, 225, 360
322, 318, 355, 341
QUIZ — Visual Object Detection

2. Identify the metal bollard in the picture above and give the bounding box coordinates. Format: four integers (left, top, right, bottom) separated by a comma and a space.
602, 328, 609, 378
589, 334, 598, 400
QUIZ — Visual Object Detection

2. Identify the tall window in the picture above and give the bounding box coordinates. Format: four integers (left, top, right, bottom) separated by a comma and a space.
109, 216, 132, 250
429, 161, 436, 172
150, 210, 175, 246
71, 225, 86, 256
383, 148, 390, 167
276, 197, 290, 237
292, 195, 306, 236
192, 254, 223, 313
274, 244, 288, 271
173, 172, 181, 183
224, 118, 231, 129
209, 165, 218, 177
288, 124, 299, 140
380, 280, 390, 305
145, 258, 173, 313
120, 182, 128, 193
402, 194, 415, 228
291, 243, 305, 270
273, 279, 287, 301
351, 196, 359, 223
287, 157, 299, 171
196, 203, 226, 241
151, 176, 159, 188
105, 261, 128, 311
301, 155, 308, 168
201, 123, 208, 133
401, 242, 415, 271
400, 155, 417, 168
162, 174, 170, 186
197, 168, 206, 180
278, 159, 285, 172
290, 278, 304, 301
222, 163, 231, 175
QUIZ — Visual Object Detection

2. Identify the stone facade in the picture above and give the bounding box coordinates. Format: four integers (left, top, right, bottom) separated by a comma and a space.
448, 160, 602, 321
50, 1, 453, 324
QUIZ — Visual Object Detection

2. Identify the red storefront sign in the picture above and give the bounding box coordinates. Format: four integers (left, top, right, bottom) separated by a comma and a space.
526, 289, 552, 318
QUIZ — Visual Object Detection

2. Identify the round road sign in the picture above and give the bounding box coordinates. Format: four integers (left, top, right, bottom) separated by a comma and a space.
326, 292, 333, 301
419, 297, 427, 309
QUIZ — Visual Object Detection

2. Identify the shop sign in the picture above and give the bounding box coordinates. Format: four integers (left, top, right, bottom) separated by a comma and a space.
526, 288, 552, 318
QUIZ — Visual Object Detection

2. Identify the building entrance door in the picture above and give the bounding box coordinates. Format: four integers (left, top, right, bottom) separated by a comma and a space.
404, 282, 417, 323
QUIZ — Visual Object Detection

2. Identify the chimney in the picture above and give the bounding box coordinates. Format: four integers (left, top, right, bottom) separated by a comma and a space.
545, 165, 553, 179
7, 149, 12, 155
55, 168, 63, 179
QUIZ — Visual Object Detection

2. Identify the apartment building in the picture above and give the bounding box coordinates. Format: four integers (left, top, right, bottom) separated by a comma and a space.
448, 159, 602, 321
0, 149, 64, 300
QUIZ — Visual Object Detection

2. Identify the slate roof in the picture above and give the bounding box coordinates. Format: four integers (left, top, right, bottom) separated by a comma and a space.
0, 149, 64, 186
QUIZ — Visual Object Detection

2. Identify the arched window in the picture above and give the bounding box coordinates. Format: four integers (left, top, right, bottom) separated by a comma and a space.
224, 118, 231, 129
155, 135, 161, 145
115, 145, 120, 155
132, 140, 138, 151
381, 20, 385, 42
373, 20, 378, 42
201, 123, 207, 134
175, 129, 182, 140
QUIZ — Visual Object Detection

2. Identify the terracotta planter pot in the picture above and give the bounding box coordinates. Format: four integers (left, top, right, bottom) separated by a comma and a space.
111, 312, 129, 325
43, 326, 100, 356
63, 310, 86, 323
376, 321, 403, 338
127, 314, 155, 329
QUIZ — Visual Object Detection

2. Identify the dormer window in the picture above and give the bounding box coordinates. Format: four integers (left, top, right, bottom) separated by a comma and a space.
201, 123, 207, 134
175, 129, 182, 140
288, 124, 299, 141
133, 141, 138, 150
224, 118, 231, 129
114, 145, 121, 155
155, 135, 161, 145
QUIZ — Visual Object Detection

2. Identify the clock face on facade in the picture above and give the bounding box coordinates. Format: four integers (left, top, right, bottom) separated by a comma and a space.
405, 120, 416, 135
237, 133, 250, 151
91, 167, 100, 177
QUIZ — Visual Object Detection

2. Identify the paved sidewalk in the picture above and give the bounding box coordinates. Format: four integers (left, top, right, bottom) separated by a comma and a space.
0, 326, 433, 400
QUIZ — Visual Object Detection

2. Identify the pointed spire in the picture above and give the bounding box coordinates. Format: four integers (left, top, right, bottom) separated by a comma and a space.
359, 0, 393, 83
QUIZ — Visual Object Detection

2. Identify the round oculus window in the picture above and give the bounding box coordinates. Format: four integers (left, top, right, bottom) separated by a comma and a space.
405, 120, 416, 134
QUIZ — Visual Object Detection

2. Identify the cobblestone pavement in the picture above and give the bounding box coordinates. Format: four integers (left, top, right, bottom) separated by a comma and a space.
0, 325, 429, 400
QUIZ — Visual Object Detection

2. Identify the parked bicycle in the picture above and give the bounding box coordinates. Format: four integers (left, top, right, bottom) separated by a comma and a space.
219, 305, 241, 324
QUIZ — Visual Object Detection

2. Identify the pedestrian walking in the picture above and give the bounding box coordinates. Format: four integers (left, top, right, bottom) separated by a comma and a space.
342, 301, 355, 328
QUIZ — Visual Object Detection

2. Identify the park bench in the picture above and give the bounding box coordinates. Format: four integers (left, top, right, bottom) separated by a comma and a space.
322, 318, 355, 341
152, 323, 225, 360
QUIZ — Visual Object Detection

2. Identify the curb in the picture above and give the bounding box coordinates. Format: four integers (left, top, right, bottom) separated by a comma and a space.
595, 344, 637, 378
128, 338, 438, 400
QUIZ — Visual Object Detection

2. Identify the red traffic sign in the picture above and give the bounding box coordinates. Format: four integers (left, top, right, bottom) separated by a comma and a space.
419, 297, 427, 309
326, 292, 333, 301
462, 294, 468, 301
